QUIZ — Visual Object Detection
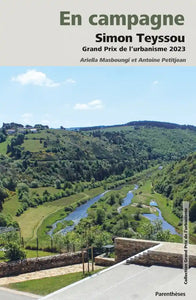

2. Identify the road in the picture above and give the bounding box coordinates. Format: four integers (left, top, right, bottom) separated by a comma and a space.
0, 287, 39, 300
41, 263, 196, 300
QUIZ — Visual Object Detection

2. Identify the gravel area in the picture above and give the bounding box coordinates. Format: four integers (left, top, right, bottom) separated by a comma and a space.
0, 263, 104, 285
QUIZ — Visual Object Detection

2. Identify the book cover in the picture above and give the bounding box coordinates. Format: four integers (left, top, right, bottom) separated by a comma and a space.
0, 1, 195, 299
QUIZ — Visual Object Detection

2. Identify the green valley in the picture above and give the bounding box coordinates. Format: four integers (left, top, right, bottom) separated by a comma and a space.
0, 120, 196, 258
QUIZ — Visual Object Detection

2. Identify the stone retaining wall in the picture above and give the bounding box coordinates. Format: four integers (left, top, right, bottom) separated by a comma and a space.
95, 255, 115, 266
128, 251, 196, 268
115, 238, 158, 262
131, 251, 183, 267
115, 238, 196, 268
0, 251, 87, 278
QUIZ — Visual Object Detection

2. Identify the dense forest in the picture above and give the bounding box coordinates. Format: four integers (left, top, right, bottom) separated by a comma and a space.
154, 152, 196, 221
1, 121, 196, 212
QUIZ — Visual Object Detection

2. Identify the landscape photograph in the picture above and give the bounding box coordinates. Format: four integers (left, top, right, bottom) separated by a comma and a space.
0, 66, 196, 298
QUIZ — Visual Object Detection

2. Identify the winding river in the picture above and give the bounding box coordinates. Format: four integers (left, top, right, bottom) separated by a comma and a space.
48, 192, 107, 236
142, 201, 179, 235
48, 185, 178, 237
117, 184, 138, 213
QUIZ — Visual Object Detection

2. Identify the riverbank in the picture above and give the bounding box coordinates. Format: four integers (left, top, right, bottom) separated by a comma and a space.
48, 192, 108, 236
117, 184, 138, 213
22, 186, 104, 249
132, 181, 182, 242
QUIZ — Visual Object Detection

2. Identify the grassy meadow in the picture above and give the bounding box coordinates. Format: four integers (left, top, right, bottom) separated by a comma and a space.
14, 186, 104, 248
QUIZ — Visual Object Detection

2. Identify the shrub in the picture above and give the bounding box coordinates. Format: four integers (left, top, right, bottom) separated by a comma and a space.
193, 223, 196, 234
0, 187, 8, 209
4, 242, 26, 261
55, 179, 61, 189
190, 201, 196, 222
133, 211, 141, 221
17, 183, 29, 199
0, 214, 7, 226
30, 180, 39, 188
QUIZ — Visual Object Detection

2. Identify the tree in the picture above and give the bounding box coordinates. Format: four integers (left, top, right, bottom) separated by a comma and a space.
0, 133, 6, 143
4, 242, 26, 261
17, 183, 29, 199
0, 231, 20, 246
0, 188, 8, 210
43, 141, 48, 148
0, 214, 7, 226
141, 220, 171, 241
93, 231, 112, 248
55, 179, 61, 189
96, 209, 105, 225
30, 180, 39, 188
190, 201, 196, 222
108, 194, 115, 205
3, 177, 17, 191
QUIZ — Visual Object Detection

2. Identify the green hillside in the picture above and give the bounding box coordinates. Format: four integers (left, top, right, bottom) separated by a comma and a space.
154, 152, 196, 222
1, 122, 196, 189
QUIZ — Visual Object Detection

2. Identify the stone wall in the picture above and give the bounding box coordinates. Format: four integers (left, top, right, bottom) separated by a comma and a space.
128, 251, 196, 268
129, 251, 183, 267
95, 255, 115, 266
0, 251, 87, 278
115, 238, 196, 268
115, 238, 158, 262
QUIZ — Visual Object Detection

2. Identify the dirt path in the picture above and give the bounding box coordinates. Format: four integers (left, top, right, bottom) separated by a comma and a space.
0, 263, 104, 285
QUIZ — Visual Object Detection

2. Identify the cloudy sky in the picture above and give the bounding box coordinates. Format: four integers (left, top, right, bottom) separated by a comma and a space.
0, 66, 195, 128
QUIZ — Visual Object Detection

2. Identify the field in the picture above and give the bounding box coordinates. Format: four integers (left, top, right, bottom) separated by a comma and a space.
14, 186, 104, 247
0, 136, 12, 155
22, 139, 44, 152
0, 249, 56, 262
2, 186, 68, 218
